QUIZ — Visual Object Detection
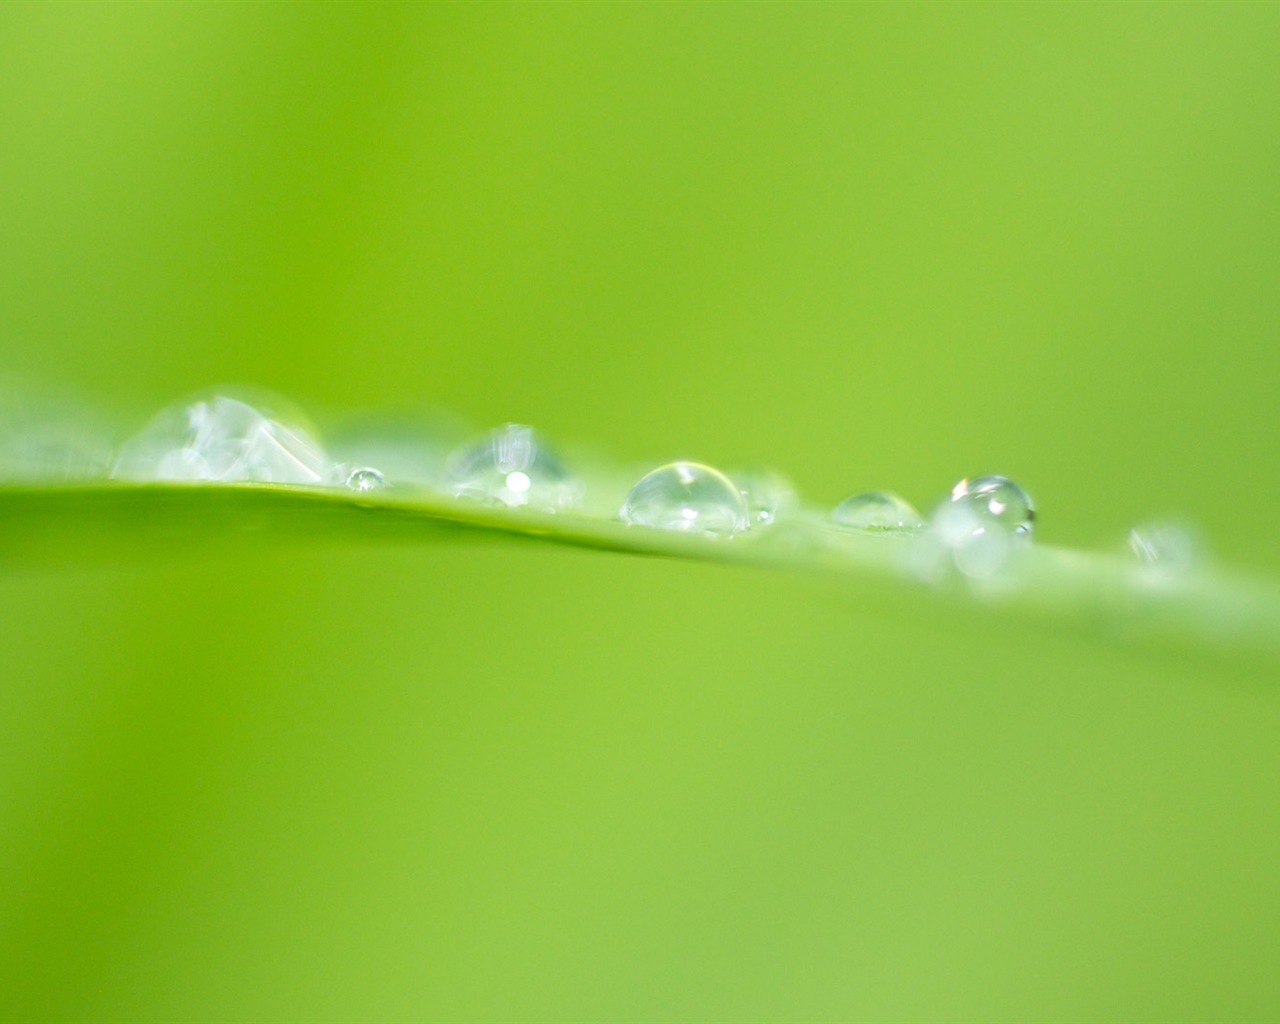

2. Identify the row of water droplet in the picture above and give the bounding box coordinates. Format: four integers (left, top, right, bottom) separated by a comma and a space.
0, 385, 1194, 578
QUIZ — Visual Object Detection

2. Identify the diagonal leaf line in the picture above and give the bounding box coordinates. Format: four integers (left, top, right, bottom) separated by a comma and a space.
1, 483, 1277, 671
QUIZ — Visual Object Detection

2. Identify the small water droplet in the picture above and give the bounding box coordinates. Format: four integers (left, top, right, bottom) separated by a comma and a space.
619, 461, 748, 536
325, 409, 467, 489
1128, 521, 1198, 576
345, 467, 387, 493
832, 490, 923, 531
948, 475, 1035, 538
734, 468, 797, 528
447, 423, 581, 511
113, 390, 333, 485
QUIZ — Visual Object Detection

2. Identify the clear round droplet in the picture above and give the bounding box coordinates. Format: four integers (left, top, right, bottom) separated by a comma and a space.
447, 423, 581, 511
345, 467, 387, 493
619, 461, 748, 536
113, 390, 333, 485
832, 490, 924, 531
948, 475, 1035, 538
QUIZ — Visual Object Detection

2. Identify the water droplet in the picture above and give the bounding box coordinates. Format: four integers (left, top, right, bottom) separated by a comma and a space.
912, 502, 1018, 583
948, 475, 1035, 538
345, 467, 387, 493
734, 469, 797, 528
0, 378, 113, 481
831, 490, 923, 531
447, 423, 581, 511
914, 478, 1034, 584
619, 461, 748, 536
325, 408, 467, 489
113, 390, 333, 485
1128, 521, 1198, 576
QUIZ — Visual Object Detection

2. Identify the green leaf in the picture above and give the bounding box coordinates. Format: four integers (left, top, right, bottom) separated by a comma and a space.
4, 482, 1276, 670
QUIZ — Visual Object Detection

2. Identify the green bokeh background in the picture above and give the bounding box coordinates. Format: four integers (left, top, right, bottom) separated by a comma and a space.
2, 3, 1278, 1020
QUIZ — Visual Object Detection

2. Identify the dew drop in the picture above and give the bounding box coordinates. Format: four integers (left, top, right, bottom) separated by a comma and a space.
325, 409, 467, 489
1128, 521, 1198, 576
948, 475, 1035, 538
619, 461, 748, 536
0, 378, 113, 482
734, 469, 796, 528
113, 390, 333, 485
831, 490, 923, 531
345, 467, 387, 493
447, 423, 581, 511
914, 502, 1017, 582
916, 475, 1035, 584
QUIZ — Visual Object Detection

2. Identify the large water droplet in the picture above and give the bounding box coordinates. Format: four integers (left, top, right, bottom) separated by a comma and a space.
345, 467, 387, 493
619, 461, 748, 536
447, 423, 581, 511
948, 475, 1035, 538
113, 390, 333, 485
832, 490, 923, 531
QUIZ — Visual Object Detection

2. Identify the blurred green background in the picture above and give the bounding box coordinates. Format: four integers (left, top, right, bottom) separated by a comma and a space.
2, 3, 1278, 1020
